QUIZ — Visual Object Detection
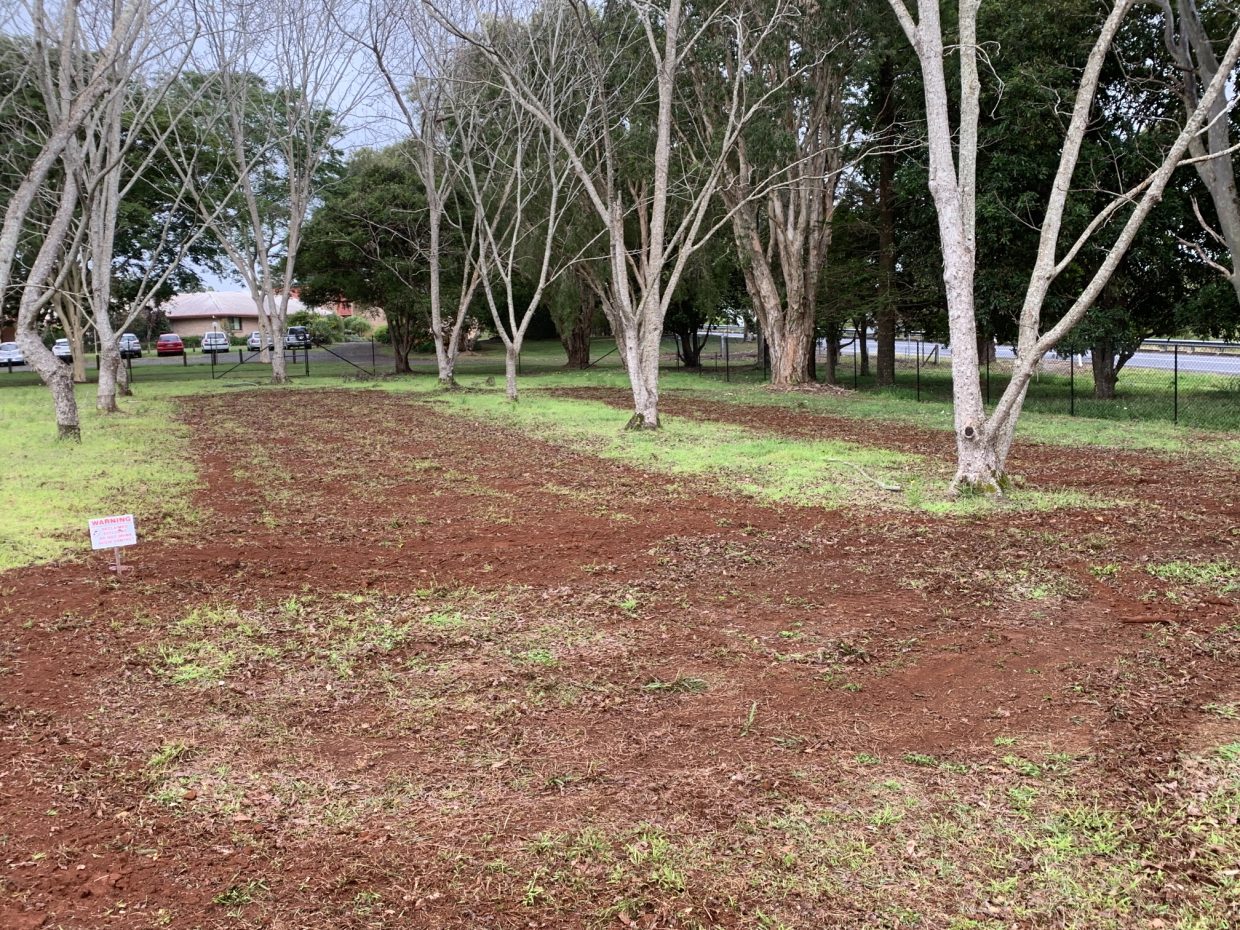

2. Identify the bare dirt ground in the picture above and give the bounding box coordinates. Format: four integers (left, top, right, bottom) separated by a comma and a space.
1, 388, 1237, 929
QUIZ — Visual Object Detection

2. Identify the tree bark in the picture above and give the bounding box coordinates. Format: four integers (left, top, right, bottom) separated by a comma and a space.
560, 282, 596, 369
622, 322, 662, 429
504, 342, 519, 401
1090, 345, 1118, 399
117, 353, 132, 396
389, 313, 414, 373
97, 346, 121, 413
17, 332, 81, 441
821, 327, 841, 386
875, 56, 898, 387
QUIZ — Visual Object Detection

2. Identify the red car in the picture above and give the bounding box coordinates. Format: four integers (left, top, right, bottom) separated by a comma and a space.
156, 333, 185, 357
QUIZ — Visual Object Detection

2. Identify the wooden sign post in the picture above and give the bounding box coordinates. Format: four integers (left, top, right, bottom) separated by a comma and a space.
88, 514, 138, 574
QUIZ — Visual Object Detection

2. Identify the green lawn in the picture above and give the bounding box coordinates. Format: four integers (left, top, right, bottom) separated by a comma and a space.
0, 382, 199, 570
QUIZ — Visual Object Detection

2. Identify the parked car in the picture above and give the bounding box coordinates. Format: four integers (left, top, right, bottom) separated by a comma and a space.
247, 330, 274, 352
201, 331, 231, 354
284, 325, 311, 349
119, 333, 142, 359
0, 342, 24, 366
52, 338, 72, 363
156, 333, 185, 357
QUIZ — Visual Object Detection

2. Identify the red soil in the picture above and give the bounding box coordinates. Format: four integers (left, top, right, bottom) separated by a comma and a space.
1, 388, 1235, 928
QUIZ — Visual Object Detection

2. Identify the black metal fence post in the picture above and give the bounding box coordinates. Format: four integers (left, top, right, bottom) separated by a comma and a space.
371, 337, 376, 374
304, 345, 310, 377
724, 332, 730, 382
211, 349, 216, 379
916, 338, 921, 401
852, 327, 859, 388
1173, 344, 1179, 424
1069, 353, 1075, 416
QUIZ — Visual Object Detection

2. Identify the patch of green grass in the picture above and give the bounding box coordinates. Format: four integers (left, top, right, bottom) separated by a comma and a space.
423, 610, 468, 630
412, 387, 919, 510
214, 879, 268, 908
1146, 560, 1238, 591
0, 382, 198, 569
515, 647, 557, 667
147, 742, 192, 770
1202, 703, 1239, 720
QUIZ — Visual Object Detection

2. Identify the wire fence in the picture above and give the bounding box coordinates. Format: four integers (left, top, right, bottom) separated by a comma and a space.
683, 332, 1240, 432
4, 329, 1237, 432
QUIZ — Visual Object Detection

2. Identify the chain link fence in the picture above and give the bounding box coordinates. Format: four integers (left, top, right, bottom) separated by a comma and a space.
832, 335, 1239, 432
679, 331, 1239, 432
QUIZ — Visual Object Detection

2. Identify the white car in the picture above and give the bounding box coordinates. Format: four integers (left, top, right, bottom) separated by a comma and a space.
201, 331, 231, 353
52, 338, 73, 362
0, 342, 24, 366
247, 331, 274, 352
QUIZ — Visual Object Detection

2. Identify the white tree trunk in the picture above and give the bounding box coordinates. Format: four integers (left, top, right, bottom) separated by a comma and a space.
889, 0, 1240, 492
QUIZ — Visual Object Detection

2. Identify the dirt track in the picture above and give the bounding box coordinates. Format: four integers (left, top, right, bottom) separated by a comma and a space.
1, 388, 1236, 928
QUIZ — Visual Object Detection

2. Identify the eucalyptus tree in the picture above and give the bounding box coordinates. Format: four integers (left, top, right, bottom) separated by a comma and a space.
702, 0, 867, 386
887, 0, 1240, 491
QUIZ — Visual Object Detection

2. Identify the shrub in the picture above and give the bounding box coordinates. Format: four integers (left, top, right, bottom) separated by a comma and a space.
343, 316, 372, 338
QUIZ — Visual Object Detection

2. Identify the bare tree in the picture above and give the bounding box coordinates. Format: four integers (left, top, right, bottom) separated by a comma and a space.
454, 29, 585, 400
7, 0, 150, 440
352, 0, 482, 386
888, 0, 1240, 491
71, 0, 205, 412
170, 0, 363, 383
438, 0, 796, 427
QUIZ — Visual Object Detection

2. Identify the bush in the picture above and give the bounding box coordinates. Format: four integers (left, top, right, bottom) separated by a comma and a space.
374, 324, 390, 345
343, 316, 372, 338
307, 317, 340, 346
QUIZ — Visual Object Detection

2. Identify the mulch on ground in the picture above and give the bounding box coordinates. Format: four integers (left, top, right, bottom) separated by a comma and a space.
1, 388, 1236, 929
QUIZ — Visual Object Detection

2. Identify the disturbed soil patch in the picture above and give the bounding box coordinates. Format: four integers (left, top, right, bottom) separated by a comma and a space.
1, 388, 1236, 929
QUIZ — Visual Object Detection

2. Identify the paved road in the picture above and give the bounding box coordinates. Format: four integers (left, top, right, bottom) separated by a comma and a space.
709, 331, 1240, 376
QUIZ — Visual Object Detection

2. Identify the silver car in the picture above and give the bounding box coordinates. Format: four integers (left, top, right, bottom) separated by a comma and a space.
52, 338, 72, 362
202, 331, 231, 353
0, 341, 24, 366
119, 333, 142, 358
247, 330, 274, 352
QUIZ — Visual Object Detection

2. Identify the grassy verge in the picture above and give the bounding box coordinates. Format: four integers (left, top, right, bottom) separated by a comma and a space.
0, 383, 199, 570
375, 381, 1099, 514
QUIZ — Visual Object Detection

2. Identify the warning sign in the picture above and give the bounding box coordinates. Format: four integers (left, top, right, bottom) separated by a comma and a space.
88, 514, 137, 550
